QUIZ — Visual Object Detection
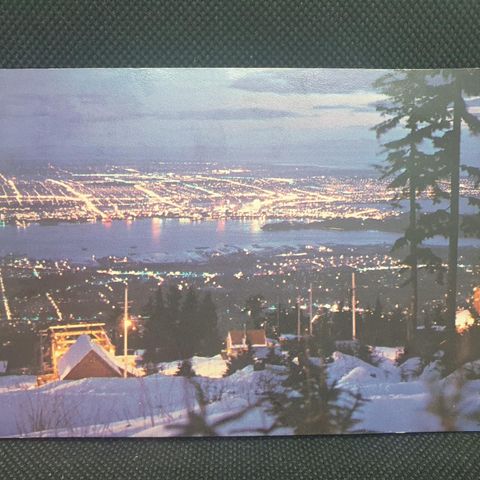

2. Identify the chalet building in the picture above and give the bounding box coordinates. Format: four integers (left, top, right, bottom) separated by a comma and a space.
225, 329, 268, 357
58, 335, 135, 380
39, 323, 115, 377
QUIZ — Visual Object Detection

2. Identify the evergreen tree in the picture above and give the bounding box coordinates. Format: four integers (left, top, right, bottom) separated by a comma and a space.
373, 70, 444, 341
265, 345, 284, 365
165, 284, 182, 327
105, 308, 121, 347
163, 283, 182, 359
224, 343, 254, 376
178, 287, 199, 359
197, 292, 220, 356
244, 294, 266, 329
143, 286, 164, 363
308, 317, 334, 359
266, 353, 366, 434
355, 342, 380, 367
175, 359, 196, 377
143, 285, 181, 362
420, 70, 480, 329
278, 303, 297, 334
365, 298, 384, 345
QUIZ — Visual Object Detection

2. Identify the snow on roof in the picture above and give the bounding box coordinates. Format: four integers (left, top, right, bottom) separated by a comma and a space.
58, 334, 122, 380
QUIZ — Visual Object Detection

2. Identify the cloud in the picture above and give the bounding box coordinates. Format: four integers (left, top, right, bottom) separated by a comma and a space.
312, 103, 377, 113
230, 69, 384, 95
71, 107, 299, 123
0, 93, 299, 123
1, 68, 441, 169
153, 108, 299, 121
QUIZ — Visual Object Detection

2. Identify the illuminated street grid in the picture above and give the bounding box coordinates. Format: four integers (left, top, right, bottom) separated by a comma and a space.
2, 164, 474, 226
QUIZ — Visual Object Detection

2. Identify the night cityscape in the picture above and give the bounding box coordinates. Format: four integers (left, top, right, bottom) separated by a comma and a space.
0, 68, 479, 437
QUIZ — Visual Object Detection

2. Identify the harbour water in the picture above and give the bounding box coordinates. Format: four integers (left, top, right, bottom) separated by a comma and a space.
0, 218, 478, 262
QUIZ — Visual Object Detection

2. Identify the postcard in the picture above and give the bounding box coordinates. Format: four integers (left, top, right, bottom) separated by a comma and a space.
0, 68, 479, 437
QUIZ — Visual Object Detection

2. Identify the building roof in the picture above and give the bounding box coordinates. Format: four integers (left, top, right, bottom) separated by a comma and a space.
0, 360, 7, 374
57, 334, 122, 380
228, 329, 267, 347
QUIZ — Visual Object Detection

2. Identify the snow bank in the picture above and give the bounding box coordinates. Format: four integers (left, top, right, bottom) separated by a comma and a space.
134, 395, 287, 438
359, 389, 438, 433
2, 349, 480, 438
419, 361, 443, 381
0, 364, 282, 437
191, 355, 228, 378
310, 351, 401, 385
0, 375, 36, 393
0, 374, 198, 437
459, 360, 480, 380
338, 366, 388, 386
158, 355, 227, 378
399, 357, 424, 381
328, 352, 379, 382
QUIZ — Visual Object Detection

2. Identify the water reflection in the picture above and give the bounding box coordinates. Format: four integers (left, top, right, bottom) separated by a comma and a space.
151, 217, 162, 243
102, 219, 112, 230
249, 218, 263, 234
216, 219, 225, 233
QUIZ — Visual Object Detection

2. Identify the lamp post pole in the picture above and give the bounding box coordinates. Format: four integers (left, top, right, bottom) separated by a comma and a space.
351, 271, 357, 340
309, 283, 313, 336
123, 282, 128, 379
297, 296, 301, 341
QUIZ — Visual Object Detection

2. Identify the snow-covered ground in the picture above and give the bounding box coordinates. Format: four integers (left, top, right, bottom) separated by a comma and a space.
1, 349, 480, 437
157, 355, 227, 378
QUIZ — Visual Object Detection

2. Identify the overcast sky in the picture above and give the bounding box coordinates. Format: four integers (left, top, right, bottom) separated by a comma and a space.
0, 68, 478, 171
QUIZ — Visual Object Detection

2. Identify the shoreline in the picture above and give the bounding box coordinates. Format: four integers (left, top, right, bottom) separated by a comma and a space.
2, 242, 479, 268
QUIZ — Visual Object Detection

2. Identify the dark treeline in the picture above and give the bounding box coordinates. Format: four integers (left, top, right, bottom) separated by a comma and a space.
0, 324, 37, 372
142, 284, 221, 363
257, 300, 408, 347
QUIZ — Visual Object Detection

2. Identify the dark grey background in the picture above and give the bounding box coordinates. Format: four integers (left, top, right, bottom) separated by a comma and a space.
0, 1, 479, 478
